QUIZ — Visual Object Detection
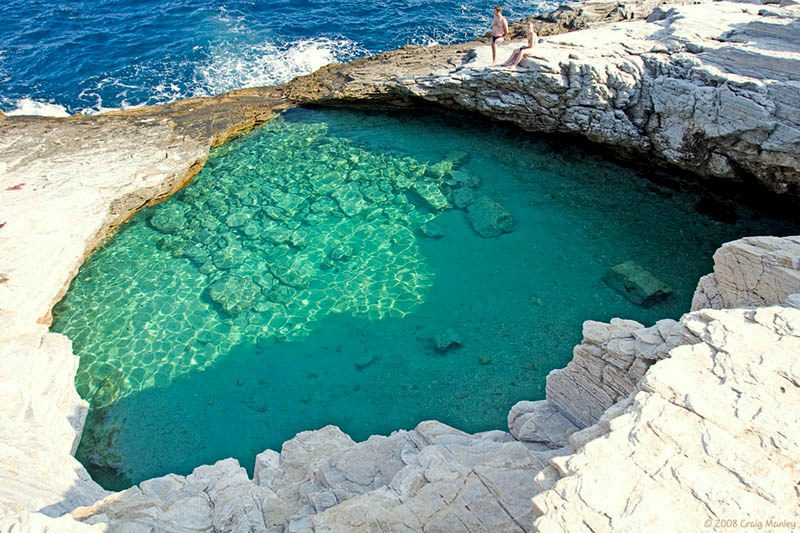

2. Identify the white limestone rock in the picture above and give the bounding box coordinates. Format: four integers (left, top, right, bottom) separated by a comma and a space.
0, 329, 107, 518
72, 458, 271, 532
307, 437, 547, 532
692, 236, 800, 310
399, 1, 800, 194
532, 305, 800, 532
1, 2, 800, 531
507, 401, 579, 448
0, 506, 102, 533
786, 293, 800, 308
0, 115, 207, 340
545, 317, 687, 428
253, 425, 357, 529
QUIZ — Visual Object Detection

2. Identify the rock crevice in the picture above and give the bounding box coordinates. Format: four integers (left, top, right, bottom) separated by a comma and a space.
1, 0, 799, 530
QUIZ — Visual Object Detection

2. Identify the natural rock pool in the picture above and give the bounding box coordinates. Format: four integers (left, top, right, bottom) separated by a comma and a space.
51, 108, 799, 489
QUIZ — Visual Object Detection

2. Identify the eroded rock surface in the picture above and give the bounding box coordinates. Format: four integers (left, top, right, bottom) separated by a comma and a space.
692, 235, 800, 310
52, 236, 800, 533
533, 305, 800, 532
545, 317, 686, 428
72, 421, 555, 532
1, 0, 800, 530
0, 329, 108, 531
291, 1, 800, 196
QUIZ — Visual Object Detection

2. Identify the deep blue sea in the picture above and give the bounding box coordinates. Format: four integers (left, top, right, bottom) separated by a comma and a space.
0, 0, 558, 115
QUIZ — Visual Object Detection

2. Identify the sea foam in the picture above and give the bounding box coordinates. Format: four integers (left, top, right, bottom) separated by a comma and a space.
193, 37, 363, 97
4, 98, 70, 117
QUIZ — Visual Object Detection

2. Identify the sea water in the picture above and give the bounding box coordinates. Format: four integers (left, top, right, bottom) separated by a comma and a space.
0, 0, 561, 115
51, 108, 800, 489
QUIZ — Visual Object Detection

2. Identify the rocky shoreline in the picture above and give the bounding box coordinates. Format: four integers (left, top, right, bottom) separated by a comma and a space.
1, 0, 799, 530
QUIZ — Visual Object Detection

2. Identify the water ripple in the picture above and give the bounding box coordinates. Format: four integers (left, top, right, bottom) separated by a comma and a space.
0, 0, 563, 114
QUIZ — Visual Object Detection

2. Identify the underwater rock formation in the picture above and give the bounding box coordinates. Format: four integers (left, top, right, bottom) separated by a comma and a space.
0, 329, 108, 520
602, 261, 672, 306
1, 0, 800, 530
466, 196, 515, 238
60, 236, 800, 532
433, 328, 464, 352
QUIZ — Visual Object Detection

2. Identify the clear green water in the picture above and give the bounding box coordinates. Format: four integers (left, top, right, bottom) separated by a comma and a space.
51, 108, 799, 489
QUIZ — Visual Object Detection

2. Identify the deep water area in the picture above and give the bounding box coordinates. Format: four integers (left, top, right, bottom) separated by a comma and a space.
0, 0, 561, 114
51, 108, 800, 489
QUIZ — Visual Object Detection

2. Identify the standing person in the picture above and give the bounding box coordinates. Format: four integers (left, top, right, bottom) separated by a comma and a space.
491, 5, 509, 66
500, 21, 537, 68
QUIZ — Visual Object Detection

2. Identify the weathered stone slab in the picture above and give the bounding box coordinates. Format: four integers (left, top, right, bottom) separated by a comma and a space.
603, 261, 672, 306
508, 401, 579, 448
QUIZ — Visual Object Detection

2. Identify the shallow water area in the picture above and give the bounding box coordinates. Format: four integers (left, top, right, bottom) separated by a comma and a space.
52, 108, 800, 489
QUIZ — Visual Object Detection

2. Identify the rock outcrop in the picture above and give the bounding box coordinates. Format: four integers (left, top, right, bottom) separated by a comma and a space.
60, 235, 800, 532
692, 235, 800, 310
533, 304, 800, 532
0, 329, 108, 531
70, 422, 557, 532
460, 2, 800, 194
545, 317, 686, 428
291, 1, 800, 196
1, 0, 799, 530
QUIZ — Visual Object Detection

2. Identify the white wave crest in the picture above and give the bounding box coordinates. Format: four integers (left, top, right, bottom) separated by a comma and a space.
4, 98, 70, 117
194, 37, 363, 97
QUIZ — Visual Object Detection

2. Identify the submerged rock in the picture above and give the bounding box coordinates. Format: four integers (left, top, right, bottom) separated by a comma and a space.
149, 205, 187, 234
434, 328, 463, 352
225, 213, 248, 228
449, 187, 476, 209
413, 181, 450, 210
265, 283, 293, 305
445, 150, 471, 169
208, 274, 261, 315
466, 196, 514, 238
354, 354, 377, 370
603, 261, 672, 306
330, 244, 354, 262
419, 218, 446, 239
426, 159, 454, 180
448, 170, 481, 189
331, 183, 366, 217
213, 245, 245, 270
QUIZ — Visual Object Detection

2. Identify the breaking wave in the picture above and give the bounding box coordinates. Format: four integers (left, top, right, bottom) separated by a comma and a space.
3, 97, 70, 117
193, 37, 363, 97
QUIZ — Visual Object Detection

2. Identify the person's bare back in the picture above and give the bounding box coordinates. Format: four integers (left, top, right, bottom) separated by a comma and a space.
490, 6, 509, 66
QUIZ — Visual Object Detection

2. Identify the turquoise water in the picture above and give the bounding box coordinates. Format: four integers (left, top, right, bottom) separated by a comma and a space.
52, 108, 799, 489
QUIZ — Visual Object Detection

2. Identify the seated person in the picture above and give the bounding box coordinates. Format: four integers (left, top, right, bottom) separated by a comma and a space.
500, 22, 537, 68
